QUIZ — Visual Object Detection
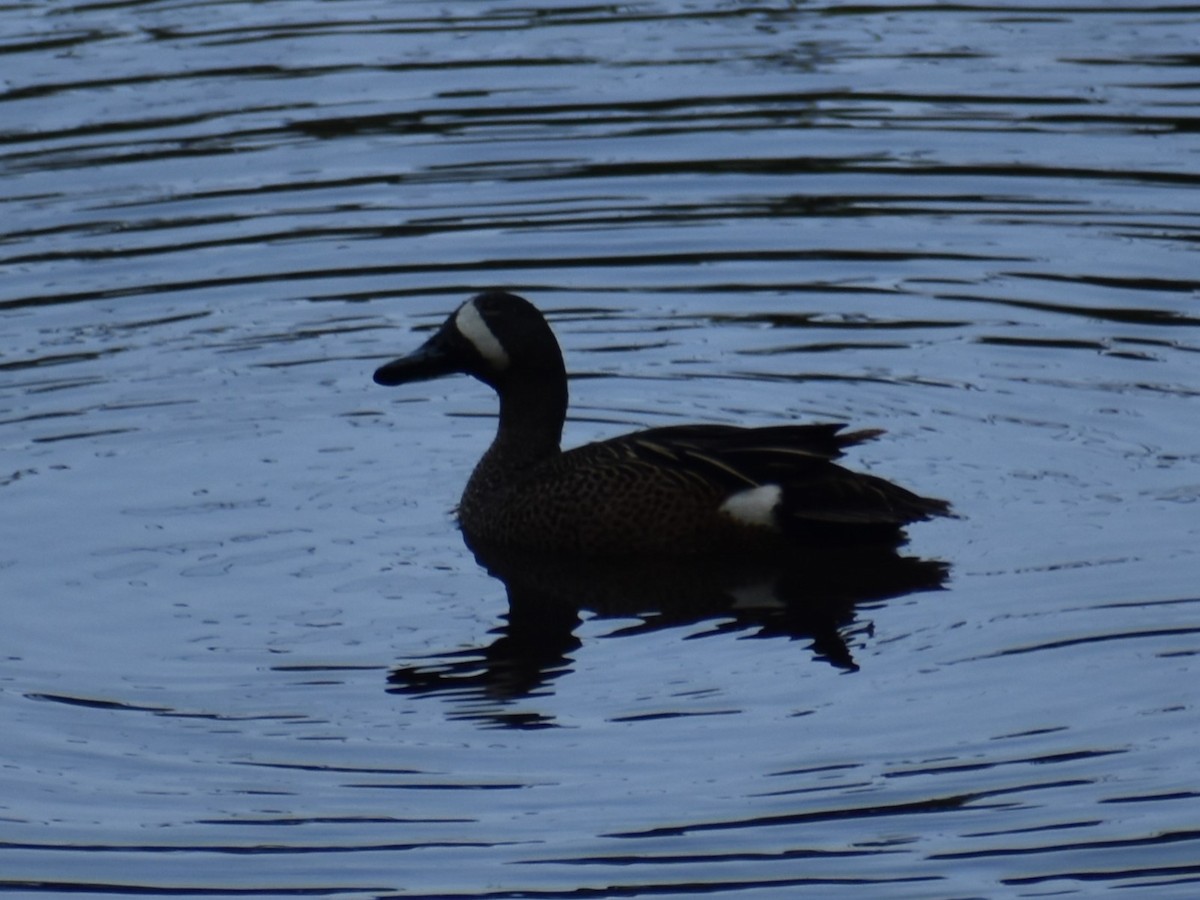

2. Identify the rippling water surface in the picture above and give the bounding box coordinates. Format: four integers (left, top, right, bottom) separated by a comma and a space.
3, 1, 1199, 896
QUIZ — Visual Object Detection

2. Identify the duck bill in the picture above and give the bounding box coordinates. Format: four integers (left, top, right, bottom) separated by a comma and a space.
373, 328, 460, 386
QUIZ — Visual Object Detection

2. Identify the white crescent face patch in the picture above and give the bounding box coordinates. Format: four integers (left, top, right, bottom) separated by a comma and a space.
454, 300, 510, 371
719, 483, 782, 528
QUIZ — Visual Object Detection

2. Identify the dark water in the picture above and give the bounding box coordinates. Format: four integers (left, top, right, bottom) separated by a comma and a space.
3, 1, 1199, 897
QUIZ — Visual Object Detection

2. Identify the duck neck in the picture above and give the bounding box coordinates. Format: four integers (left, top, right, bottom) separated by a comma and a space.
468, 372, 567, 498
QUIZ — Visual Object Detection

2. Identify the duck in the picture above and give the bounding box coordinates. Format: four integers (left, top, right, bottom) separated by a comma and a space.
373, 290, 951, 556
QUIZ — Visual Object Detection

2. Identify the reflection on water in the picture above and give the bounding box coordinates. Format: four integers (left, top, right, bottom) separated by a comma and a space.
389, 543, 949, 726
3, 0, 1200, 896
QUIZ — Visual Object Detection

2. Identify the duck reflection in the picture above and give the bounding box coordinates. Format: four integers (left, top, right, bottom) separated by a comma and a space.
387, 542, 947, 727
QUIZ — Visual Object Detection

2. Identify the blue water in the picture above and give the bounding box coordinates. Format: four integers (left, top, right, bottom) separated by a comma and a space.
2, 1, 1199, 896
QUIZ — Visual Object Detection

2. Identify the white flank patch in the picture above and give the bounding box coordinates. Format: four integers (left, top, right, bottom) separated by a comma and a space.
455, 300, 510, 370
719, 483, 782, 528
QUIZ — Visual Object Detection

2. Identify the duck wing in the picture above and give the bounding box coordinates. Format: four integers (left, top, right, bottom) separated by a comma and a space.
600, 423, 951, 528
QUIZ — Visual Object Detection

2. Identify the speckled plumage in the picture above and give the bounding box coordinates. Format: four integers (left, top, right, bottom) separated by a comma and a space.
374, 291, 951, 556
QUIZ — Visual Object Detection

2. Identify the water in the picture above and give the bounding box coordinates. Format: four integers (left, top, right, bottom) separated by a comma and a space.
2, 0, 1199, 896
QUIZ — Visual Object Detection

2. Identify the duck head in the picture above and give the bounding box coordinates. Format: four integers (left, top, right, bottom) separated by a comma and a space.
374, 291, 566, 391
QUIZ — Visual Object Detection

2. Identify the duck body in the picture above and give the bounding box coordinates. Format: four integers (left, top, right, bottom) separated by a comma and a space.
374, 291, 951, 557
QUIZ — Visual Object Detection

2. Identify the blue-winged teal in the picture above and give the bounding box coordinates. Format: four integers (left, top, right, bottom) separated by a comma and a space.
373, 291, 951, 556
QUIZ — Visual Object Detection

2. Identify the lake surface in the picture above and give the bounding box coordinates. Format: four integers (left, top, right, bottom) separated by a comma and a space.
2, 0, 1199, 896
